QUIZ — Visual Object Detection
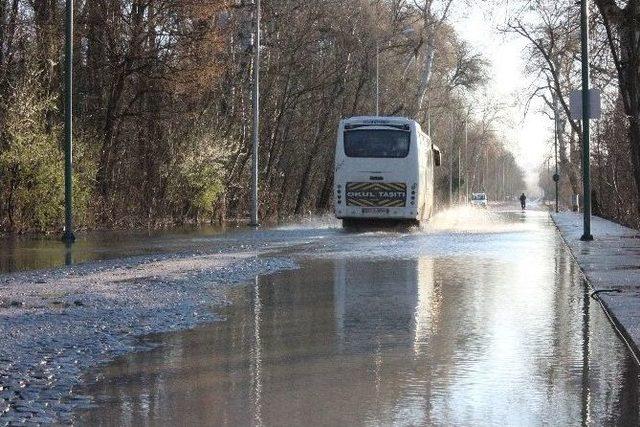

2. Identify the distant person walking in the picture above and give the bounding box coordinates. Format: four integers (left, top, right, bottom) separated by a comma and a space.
519, 193, 527, 210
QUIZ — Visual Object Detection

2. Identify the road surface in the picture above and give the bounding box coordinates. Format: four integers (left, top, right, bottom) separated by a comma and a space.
71, 205, 640, 426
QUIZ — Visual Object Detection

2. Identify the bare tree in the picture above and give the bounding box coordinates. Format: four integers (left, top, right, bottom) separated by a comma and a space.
503, 1, 583, 205
595, 0, 640, 214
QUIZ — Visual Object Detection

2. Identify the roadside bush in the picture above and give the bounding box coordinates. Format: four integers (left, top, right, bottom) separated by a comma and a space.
0, 66, 64, 233
167, 132, 228, 223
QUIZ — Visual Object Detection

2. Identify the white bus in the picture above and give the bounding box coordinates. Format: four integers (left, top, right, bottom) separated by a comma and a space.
334, 116, 441, 226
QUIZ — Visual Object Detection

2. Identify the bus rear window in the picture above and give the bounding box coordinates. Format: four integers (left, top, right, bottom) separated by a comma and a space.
344, 129, 410, 158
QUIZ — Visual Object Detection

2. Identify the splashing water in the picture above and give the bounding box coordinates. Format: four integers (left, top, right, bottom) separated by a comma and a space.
424, 204, 535, 234
274, 214, 342, 230
275, 204, 538, 235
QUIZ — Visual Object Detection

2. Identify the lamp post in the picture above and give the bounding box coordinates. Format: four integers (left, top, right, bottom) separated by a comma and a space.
553, 107, 560, 213
375, 39, 380, 116
449, 120, 453, 205
374, 27, 415, 117
457, 146, 461, 203
250, 0, 260, 227
63, 0, 75, 243
464, 119, 469, 203
580, 0, 593, 241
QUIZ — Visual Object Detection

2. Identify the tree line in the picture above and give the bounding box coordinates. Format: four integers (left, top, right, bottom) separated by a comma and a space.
0, 0, 524, 233
509, 0, 640, 228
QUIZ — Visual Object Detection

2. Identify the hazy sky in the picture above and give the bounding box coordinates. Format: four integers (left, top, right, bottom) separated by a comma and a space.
452, 3, 552, 192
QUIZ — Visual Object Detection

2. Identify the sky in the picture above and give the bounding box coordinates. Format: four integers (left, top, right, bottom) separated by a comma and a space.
451, 3, 552, 193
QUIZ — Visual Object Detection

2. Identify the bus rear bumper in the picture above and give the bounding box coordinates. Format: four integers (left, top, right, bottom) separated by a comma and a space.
335, 207, 421, 220
341, 217, 420, 228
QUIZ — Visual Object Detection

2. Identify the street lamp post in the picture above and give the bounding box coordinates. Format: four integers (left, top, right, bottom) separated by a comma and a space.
250, 0, 260, 227
457, 146, 461, 203
63, 0, 75, 243
553, 108, 560, 213
375, 40, 380, 116
464, 120, 469, 202
374, 27, 415, 117
580, 0, 593, 241
449, 120, 453, 205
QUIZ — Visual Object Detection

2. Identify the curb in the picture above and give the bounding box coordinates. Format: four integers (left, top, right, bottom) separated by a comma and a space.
549, 212, 640, 367
593, 291, 640, 367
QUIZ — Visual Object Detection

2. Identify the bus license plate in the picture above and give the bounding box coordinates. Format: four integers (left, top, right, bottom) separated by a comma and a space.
362, 208, 389, 214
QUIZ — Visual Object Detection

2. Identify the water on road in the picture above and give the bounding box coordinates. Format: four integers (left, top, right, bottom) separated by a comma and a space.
76, 207, 640, 426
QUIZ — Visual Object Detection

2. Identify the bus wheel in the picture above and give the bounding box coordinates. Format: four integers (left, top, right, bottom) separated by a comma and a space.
342, 218, 359, 229
406, 219, 421, 228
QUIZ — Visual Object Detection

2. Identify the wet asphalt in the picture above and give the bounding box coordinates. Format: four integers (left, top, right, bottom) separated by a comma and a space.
63, 206, 640, 425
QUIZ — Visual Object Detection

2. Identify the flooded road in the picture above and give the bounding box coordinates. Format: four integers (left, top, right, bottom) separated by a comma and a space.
76, 208, 640, 426
0, 217, 338, 273
0, 226, 226, 273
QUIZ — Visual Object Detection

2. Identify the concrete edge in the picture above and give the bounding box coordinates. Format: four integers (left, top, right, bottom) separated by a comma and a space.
596, 293, 640, 366
549, 212, 640, 367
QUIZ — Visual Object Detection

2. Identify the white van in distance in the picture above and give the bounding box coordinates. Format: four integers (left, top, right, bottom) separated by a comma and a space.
470, 192, 488, 208
334, 116, 441, 226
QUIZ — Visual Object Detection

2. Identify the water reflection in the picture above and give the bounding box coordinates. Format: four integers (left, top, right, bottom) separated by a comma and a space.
65, 241, 74, 266
0, 226, 228, 273
0, 221, 347, 274
77, 238, 640, 426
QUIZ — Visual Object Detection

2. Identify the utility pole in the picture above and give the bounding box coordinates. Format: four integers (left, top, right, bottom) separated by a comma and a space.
457, 146, 461, 204
553, 100, 560, 213
250, 0, 260, 227
464, 120, 469, 202
580, 0, 593, 241
449, 149, 453, 205
501, 157, 506, 200
63, 0, 75, 244
449, 121, 453, 205
375, 40, 380, 116
483, 148, 488, 191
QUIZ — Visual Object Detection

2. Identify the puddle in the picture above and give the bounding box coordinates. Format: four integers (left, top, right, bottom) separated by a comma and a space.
75, 212, 640, 426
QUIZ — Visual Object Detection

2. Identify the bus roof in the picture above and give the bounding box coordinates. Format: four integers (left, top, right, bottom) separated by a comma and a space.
341, 116, 424, 133
342, 116, 416, 125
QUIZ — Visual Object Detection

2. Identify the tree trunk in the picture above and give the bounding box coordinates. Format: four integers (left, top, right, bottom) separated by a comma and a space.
596, 0, 640, 213
628, 116, 640, 214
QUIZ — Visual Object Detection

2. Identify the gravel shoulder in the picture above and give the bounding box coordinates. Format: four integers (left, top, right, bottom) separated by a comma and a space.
0, 251, 297, 425
552, 212, 640, 364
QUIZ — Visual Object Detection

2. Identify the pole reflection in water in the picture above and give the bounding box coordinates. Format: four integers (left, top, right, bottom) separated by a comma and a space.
251, 275, 263, 427
413, 257, 438, 356
64, 241, 74, 266
0, 225, 229, 274
582, 278, 591, 427
76, 220, 640, 426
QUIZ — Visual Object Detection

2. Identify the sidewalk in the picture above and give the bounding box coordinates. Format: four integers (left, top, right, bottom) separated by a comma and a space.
552, 212, 640, 362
